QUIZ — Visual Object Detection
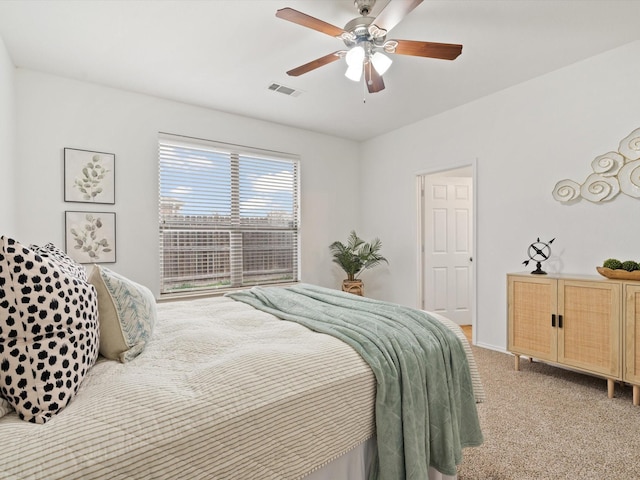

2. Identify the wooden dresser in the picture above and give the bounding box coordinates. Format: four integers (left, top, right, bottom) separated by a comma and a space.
507, 272, 640, 405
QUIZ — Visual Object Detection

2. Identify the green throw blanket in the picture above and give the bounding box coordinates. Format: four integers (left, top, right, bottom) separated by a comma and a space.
227, 284, 483, 479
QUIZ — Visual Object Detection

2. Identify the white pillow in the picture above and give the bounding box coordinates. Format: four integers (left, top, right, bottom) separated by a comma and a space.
89, 265, 156, 362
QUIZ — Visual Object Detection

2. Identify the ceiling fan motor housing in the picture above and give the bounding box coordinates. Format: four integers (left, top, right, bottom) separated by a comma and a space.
343, 16, 387, 49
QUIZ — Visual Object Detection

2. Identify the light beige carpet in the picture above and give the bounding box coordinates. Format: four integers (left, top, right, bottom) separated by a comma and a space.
457, 346, 640, 479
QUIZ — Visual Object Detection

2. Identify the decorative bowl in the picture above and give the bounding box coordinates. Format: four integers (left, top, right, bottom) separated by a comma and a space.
596, 266, 640, 280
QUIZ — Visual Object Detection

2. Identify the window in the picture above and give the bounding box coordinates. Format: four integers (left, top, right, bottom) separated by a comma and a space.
158, 134, 299, 295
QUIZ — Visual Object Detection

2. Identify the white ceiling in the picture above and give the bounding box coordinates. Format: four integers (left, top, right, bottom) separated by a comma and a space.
1, 0, 639, 141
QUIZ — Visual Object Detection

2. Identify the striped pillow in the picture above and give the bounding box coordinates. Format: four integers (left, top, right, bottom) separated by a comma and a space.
89, 265, 156, 362
0, 397, 12, 418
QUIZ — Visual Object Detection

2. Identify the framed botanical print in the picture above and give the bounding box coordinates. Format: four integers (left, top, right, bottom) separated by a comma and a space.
64, 148, 115, 204
65, 211, 116, 264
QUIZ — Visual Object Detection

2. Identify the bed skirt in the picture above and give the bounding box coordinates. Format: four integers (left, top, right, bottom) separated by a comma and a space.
304, 437, 457, 480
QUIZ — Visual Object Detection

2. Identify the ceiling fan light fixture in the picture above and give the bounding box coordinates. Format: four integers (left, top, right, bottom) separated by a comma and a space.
371, 51, 392, 75
345, 45, 365, 68
345, 63, 363, 81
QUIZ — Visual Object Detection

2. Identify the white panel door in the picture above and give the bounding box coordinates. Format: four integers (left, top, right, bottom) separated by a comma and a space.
422, 176, 473, 325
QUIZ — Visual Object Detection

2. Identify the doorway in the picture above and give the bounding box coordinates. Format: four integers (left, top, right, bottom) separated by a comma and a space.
417, 165, 475, 338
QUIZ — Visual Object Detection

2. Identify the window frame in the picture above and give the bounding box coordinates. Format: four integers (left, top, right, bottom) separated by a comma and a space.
158, 133, 300, 297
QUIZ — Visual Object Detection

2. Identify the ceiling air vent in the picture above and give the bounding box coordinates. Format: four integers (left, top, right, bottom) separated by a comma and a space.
268, 82, 302, 97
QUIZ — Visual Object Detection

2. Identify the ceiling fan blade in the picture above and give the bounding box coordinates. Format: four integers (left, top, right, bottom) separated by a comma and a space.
276, 7, 346, 37
393, 40, 463, 60
372, 0, 423, 34
365, 64, 385, 93
286, 51, 343, 77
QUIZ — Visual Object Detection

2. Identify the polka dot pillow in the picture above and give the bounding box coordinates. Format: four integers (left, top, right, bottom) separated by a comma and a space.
0, 236, 99, 424
30, 242, 88, 282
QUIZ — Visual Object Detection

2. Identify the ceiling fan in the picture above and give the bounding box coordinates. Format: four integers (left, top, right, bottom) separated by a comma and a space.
275, 0, 462, 93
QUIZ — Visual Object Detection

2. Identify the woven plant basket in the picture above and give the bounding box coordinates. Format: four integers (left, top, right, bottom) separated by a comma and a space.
342, 279, 364, 296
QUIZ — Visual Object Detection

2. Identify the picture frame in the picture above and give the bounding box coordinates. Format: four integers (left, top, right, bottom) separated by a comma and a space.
64, 148, 115, 204
65, 211, 116, 264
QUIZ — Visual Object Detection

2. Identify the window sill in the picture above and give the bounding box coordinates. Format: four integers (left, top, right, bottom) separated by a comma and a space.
157, 281, 301, 303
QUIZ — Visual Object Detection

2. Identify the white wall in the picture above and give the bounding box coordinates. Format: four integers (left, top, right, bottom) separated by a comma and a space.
360, 41, 640, 351
0, 35, 16, 236
14, 70, 360, 295
12, 41, 640, 350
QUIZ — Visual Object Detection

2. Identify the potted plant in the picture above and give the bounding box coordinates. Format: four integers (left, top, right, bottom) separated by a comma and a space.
329, 230, 388, 296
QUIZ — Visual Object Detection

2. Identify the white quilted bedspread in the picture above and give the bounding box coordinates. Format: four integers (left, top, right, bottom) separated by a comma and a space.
0, 297, 377, 480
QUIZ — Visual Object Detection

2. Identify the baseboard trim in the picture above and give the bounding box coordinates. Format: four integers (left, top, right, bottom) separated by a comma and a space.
473, 342, 508, 354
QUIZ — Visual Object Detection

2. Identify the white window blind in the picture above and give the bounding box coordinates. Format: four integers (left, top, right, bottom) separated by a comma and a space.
158, 134, 299, 295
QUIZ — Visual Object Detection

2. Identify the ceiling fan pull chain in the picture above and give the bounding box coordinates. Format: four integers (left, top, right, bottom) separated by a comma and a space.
362, 69, 367, 103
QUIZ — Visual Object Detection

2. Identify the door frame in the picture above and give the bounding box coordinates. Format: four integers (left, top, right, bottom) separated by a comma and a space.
416, 160, 478, 343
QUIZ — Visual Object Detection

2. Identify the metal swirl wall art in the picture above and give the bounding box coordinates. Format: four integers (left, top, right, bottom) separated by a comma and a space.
553, 127, 640, 203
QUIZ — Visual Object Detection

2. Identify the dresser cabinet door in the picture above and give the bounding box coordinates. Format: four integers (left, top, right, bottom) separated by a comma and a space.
508, 275, 557, 363
625, 284, 640, 386
558, 280, 621, 378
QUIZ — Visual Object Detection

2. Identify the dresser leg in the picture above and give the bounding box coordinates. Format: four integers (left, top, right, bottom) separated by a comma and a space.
633, 385, 639, 406
607, 379, 615, 398
514, 354, 520, 371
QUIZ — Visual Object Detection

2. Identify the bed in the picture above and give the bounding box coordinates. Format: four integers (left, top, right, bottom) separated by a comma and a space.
0, 236, 483, 480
